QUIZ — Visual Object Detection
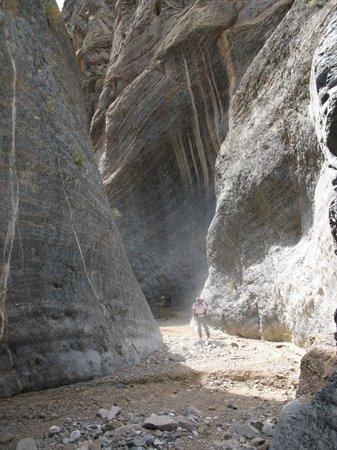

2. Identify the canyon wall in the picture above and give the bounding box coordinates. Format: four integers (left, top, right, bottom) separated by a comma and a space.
271, 8, 337, 449
0, 0, 161, 398
63, 0, 293, 309
202, 0, 337, 345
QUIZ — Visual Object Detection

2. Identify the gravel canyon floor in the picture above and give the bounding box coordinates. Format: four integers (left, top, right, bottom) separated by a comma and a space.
0, 316, 305, 449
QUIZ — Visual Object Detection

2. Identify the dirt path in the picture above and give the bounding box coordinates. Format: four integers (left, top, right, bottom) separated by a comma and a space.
0, 319, 305, 449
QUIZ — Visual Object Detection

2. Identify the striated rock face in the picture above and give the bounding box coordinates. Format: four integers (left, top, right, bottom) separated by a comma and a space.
62, 0, 116, 122
202, 0, 337, 344
63, 0, 292, 309
0, 0, 161, 398
271, 9, 337, 450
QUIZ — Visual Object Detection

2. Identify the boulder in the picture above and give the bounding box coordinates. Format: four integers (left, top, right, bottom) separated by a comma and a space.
297, 347, 336, 397
143, 414, 179, 431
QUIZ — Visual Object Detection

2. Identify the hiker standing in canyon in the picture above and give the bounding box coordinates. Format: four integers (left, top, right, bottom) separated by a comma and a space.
193, 297, 210, 339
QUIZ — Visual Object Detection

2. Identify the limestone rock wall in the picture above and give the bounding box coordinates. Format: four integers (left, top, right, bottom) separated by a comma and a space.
63, 0, 292, 309
0, 0, 161, 398
201, 0, 337, 344
271, 7, 337, 449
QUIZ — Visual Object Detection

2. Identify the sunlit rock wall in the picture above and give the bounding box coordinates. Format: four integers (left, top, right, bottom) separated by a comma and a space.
202, 0, 337, 344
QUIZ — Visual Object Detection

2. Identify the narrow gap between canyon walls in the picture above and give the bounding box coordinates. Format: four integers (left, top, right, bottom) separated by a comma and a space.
1, 1, 337, 450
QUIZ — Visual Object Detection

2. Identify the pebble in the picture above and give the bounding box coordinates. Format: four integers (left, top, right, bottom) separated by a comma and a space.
16, 438, 38, 450
0, 434, 15, 444
252, 436, 266, 446
174, 415, 194, 431
233, 423, 259, 439
62, 437, 70, 444
144, 434, 155, 445
107, 405, 121, 421
227, 403, 238, 410
249, 419, 264, 432
48, 425, 61, 436
78, 442, 90, 450
132, 435, 147, 446
97, 408, 110, 419
69, 429, 81, 442
262, 420, 275, 437
185, 406, 203, 418
222, 432, 232, 440
98, 435, 112, 446
92, 428, 103, 438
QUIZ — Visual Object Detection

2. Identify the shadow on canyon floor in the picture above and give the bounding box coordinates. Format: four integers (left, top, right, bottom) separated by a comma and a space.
0, 318, 304, 449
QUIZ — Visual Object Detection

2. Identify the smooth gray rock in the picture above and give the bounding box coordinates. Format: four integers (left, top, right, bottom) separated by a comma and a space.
132, 436, 147, 447
69, 429, 81, 443
16, 438, 37, 450
201, 0, 337, 344
232, 423, 259, 440
143, 414, 179, 431
97, 408, 110, 419
48, 425, 61, 436
262, 421, 275, 437
107, 405, 121, 421
0, 0, 161, 398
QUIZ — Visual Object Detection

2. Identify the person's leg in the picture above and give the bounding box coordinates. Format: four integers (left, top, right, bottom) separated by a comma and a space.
202, 317, 210, 338
196, 317, 202, 338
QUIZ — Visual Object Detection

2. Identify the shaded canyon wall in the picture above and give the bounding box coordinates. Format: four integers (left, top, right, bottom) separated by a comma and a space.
0, 0, 161, 398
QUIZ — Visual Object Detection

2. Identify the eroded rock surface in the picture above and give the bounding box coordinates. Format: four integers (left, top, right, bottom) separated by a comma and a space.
63, 0, 292, 309
270, 7, 337, 449
0, 0, 161, 398
296, 346, 336, 398
202, 0, 337, 344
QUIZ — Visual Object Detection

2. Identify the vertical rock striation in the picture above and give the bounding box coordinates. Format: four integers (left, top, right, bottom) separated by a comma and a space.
63, 0, 292, 309
0, 0, 161, 398
202, 0, 337, 344
271, 8, 337, 449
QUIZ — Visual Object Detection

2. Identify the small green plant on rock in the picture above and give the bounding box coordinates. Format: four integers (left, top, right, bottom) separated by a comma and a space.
306, 0, 324, 7
74, 152, 85, 168
44, 1, 60, 22
111, 208, 122, 220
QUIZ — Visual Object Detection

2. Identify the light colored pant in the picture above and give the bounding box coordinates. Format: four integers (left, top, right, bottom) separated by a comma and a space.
196, 315, 210, 338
